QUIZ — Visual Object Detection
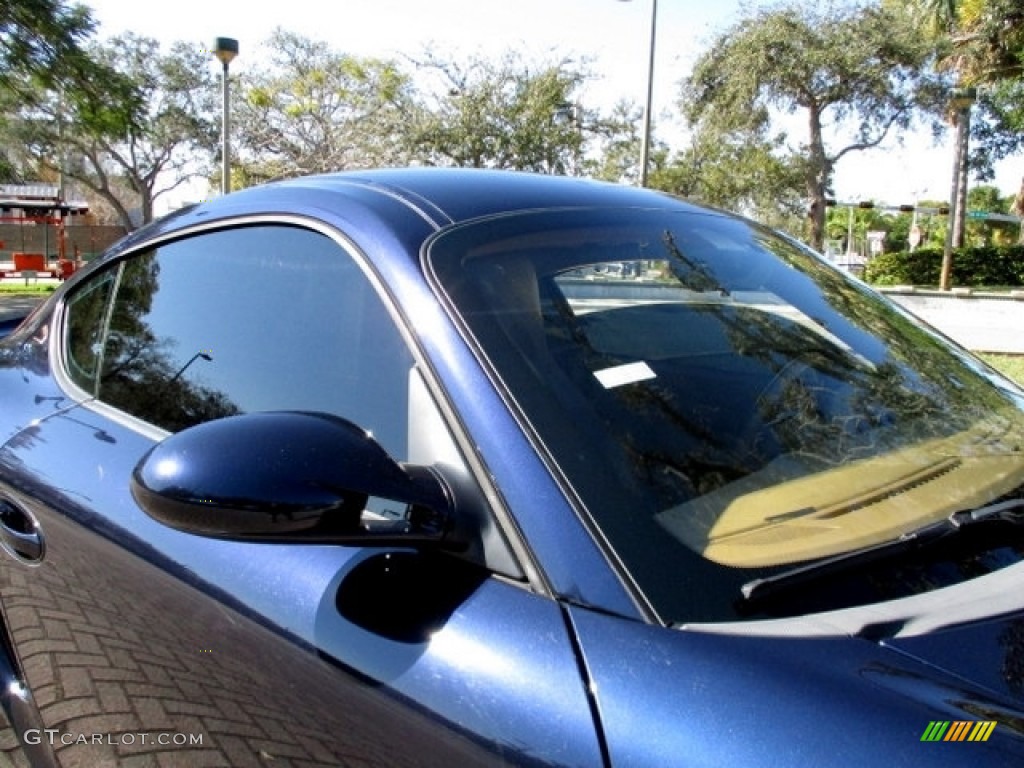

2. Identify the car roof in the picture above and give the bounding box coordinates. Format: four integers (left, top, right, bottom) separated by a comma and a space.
326, 167, 705, 225
108, 168, 719, 265
203, 167, 710, 227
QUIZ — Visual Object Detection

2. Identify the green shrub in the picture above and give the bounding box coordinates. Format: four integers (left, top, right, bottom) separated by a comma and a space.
0, 283, 57, 294
863, 244, 1024, 287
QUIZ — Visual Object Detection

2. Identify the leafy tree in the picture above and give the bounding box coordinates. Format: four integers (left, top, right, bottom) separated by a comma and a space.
965, 184, 1017, 245
1, 0, 94, 93
826, 203, 891, 255
1, 1, 141, 186
890, 0, 1024, 243
970, 79, 1024, 177
12, 34, 219, 229
958, 1, 1023, 243
914, 202, 956, 250
0, 124, 25, 183
898, 0, 1023, 83
879, 210, 913, 252
682, 2, 940, 250
232, 29, 416, 181
227, 36, 637, 185
653, 120, 805, 232
585, 100, 648, 184
834, 200, 955, 255
407, 50, 605, 175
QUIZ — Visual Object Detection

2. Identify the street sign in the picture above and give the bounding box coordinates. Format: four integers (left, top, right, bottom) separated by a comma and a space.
966, 210, 1022, 223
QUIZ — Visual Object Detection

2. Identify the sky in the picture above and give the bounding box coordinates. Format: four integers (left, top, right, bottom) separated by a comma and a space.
82, 0, 1021, 211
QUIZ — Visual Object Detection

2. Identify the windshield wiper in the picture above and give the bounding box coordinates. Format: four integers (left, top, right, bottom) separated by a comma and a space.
739, 497, 1024, 608
954, 497, 1024, 525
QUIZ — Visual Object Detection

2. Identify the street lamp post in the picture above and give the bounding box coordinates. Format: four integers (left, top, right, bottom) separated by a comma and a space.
939, 86, 976, 292
171, 352, 213, 382
213, 37, 239, 196
619, 0, 658, 187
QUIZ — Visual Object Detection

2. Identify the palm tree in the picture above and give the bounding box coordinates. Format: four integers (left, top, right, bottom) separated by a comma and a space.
891, 0, 973, 286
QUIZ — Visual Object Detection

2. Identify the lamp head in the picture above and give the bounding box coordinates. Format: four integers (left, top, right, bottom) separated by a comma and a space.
213, 37, 239, 66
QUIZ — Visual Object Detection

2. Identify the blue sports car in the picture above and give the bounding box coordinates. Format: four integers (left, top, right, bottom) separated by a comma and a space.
1, 168, 1023, 766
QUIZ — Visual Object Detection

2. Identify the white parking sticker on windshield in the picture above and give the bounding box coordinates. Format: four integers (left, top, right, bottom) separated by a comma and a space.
593, 361, 656, 389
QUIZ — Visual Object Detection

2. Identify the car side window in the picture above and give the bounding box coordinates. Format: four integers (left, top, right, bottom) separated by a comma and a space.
64, 270, 116, 395
64, 224, 415, 462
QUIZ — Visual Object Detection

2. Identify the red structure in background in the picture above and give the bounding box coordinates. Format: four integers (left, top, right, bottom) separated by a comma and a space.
0, 184, 89, 281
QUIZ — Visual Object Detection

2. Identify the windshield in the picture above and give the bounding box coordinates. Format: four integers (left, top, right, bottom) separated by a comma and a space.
427, 207, 1024, 623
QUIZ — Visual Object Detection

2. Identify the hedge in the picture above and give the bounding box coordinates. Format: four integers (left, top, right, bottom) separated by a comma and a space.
862, 245, 1024, 287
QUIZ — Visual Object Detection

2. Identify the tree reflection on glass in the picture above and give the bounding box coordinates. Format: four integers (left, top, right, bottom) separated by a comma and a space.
539, 222, 1024, 512
100, 253, 240, 432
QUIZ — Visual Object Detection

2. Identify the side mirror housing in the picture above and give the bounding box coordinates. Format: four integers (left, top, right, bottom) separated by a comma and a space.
131, 411, 461, 549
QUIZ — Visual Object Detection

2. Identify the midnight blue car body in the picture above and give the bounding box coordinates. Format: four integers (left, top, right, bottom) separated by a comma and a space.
0, 168, 1022, 766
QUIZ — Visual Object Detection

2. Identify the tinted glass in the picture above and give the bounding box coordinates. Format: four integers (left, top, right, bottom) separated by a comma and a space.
69, 225, 413, 461
428, 208, 1024, 623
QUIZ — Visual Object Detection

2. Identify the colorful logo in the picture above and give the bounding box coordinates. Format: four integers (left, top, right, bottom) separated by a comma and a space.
920, 721, 997, 742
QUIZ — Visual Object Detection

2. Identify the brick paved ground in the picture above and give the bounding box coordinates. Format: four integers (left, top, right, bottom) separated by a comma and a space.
0, 511, 495, 767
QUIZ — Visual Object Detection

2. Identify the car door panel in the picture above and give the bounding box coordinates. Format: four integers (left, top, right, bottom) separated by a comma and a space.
0, 408, 605, 767
316, 548, 601, 755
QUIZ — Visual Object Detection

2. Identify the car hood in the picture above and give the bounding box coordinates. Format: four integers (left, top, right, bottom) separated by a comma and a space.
881, 610, 1024, 708
690, 556, 1024, 704
570, 600, 1024, 767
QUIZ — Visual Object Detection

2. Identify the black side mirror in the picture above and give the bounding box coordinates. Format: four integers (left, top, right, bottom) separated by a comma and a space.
131, 411, 460, 549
